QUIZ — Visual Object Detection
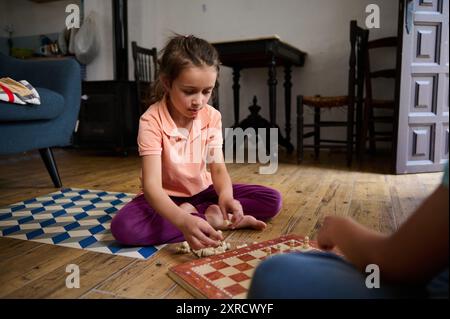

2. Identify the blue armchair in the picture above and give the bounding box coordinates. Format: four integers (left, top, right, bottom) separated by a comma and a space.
0, 54, 81, 187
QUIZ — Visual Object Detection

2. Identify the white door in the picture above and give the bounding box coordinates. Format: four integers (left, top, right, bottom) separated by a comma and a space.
396, 0, 449, 174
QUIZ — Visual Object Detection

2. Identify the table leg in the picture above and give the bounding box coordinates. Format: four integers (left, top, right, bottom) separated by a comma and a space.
268, 55, 277, 126
284, 64, 292, 146
232, 67, 241, 127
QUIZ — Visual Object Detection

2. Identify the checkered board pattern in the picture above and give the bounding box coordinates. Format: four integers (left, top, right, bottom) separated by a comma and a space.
168, 234, 324, 299
0, 188, 163, 259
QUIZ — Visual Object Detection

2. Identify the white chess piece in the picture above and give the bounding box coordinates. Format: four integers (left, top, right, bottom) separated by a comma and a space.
289, 240, 295, 249
190, 239, 231, 258
302, 236, 310, 250
177, 241, 191, 254
214, 246, 225, 254
223, 219, 232, 228
201, 248, 216, 257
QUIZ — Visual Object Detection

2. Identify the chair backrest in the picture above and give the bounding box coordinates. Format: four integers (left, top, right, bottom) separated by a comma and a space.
364, 36, 398, 103
132, 41, 158, 115
348, 20, 369, 112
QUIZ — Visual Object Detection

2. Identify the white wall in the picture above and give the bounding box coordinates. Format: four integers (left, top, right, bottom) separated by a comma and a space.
84, 0, 157, 81
89, 0, 399, 146
84, 0, 114, 80
127, 0, 158, 81
0, 0, 80, 37
1, 0, 398, 145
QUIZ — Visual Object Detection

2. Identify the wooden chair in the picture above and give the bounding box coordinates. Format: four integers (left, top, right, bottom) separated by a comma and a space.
297, 20, 369, 166
359, 36, 398, 159
132, 41, 158, 115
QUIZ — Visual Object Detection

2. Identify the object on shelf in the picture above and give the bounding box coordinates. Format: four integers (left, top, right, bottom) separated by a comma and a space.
10, 48, 34, 59
73, 12, 99, 65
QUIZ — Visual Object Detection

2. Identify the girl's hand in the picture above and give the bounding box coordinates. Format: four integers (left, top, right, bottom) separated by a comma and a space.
218, 197, 244, 229
178, 214, 223, 250
317, 215, 340, 250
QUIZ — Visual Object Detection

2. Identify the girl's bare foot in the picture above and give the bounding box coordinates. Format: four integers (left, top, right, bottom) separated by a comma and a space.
205, 205, 227, 229
205, 204, 266, 230
179, 202, 198, 214
233, 215, 267, 230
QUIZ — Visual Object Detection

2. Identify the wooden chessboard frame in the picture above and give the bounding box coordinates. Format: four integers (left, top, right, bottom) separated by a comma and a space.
167, 234, 325, 299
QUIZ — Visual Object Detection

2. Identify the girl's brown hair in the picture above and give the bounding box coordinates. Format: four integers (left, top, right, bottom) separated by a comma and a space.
149, 34, 220, 105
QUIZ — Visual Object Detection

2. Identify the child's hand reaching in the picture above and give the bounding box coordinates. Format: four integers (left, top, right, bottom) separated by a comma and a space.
218, 197, 244, 229
317, 215, 340, 250
179, 214, 223, 250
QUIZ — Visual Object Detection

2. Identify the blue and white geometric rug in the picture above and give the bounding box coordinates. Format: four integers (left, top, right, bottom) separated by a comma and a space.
0, 188, 164, 259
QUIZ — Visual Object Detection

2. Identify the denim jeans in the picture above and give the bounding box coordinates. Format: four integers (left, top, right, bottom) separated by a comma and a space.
247, 251, 437, 299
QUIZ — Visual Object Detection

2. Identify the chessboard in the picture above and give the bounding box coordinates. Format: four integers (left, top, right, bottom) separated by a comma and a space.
168, 234, 324, 299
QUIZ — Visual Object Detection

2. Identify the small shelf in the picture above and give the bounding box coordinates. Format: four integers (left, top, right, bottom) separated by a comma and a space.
29, 0, 65, 3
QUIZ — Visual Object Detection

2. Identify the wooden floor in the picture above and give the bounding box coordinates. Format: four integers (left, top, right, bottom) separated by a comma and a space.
0, 148, 443, 299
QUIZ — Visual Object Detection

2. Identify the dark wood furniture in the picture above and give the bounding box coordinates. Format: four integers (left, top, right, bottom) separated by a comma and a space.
212, 36, 307, 153
297, 21, 369, 167
74, 81, 138, 155
132, 41, 158, 115
73, 1, 141, 155
113, 0, 129, 82
360, 36, 398, 159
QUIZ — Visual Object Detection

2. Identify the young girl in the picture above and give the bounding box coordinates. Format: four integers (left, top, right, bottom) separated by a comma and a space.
111, 35, 282, 250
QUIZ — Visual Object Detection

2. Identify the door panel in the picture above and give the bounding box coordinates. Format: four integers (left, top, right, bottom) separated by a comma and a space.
442, 123, 449, 160
415, 0, 443, 13
414, 24, 441, 64
396, 0, 449, 173
411, 74, 437, 113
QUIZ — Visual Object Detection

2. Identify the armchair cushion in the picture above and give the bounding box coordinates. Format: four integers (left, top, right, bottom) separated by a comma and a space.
0, 53, 81, 155
0, 88, 64, 122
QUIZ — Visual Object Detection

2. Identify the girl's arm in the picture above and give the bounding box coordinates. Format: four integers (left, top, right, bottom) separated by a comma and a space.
142, 155, 222, 249
209, 160, 233, 201
209, 149, 243, 225
318, 185, 449, 284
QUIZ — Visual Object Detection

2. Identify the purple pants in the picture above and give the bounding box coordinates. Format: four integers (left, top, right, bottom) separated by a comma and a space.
110, 184, 282, 246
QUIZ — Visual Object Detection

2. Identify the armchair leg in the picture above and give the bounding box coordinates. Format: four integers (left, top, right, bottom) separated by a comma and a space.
39, 148, 62, 188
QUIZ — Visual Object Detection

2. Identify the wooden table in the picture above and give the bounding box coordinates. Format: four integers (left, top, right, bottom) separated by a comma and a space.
212, 36, 307, 152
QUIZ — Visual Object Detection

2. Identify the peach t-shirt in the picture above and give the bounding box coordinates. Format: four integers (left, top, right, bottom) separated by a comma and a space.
138, 99, 223, 197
